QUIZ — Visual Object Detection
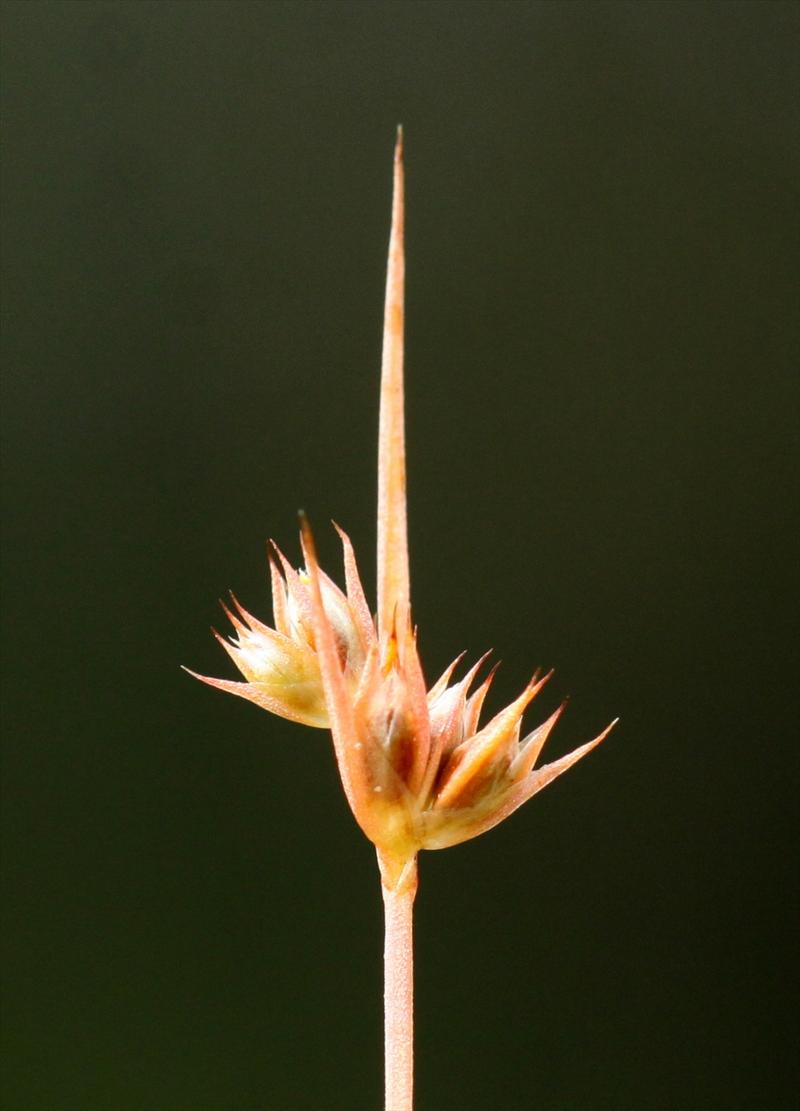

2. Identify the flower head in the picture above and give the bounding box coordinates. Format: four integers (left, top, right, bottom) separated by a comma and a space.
187, 130, 615, 889
184, 528, 371, 728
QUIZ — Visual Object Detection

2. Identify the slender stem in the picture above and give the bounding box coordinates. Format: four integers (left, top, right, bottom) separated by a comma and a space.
377, 126, 408, 641
381, 854, 418, 1111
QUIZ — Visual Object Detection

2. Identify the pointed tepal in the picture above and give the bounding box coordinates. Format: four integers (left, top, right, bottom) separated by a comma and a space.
377, 126, 408, 642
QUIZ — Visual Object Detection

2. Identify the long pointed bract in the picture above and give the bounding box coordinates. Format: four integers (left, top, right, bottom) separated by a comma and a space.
377, 127, 408, 641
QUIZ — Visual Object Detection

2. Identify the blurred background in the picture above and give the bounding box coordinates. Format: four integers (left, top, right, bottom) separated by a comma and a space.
2, 2, 797, 1108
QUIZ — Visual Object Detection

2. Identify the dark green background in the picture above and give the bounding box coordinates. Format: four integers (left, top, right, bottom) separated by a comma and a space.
2, 2, 797, 1108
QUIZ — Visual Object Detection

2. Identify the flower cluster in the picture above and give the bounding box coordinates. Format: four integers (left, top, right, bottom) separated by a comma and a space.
187, 523, 614, 883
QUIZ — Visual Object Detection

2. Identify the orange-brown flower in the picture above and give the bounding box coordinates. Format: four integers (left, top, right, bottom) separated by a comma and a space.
184, 527, 371, 729
187, 129, 615, 890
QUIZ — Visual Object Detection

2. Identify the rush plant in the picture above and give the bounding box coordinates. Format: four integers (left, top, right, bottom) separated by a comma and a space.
187, 130, 616, 1111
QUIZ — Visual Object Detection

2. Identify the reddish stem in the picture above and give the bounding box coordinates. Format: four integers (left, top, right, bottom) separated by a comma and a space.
380, 853, 418, 1111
